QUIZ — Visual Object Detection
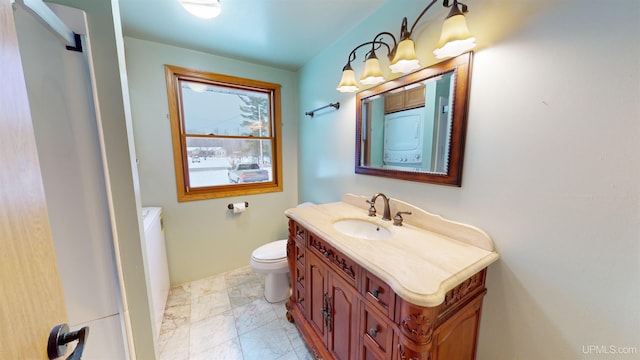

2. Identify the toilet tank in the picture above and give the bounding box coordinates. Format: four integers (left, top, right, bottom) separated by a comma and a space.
142, 207, 170, 342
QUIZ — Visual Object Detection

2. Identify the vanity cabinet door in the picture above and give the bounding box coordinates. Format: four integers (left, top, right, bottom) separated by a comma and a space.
360, 302, 393, 360
307, 252, 328, 339
430, 296, 483, 360
362, 270, 395, 319
307, 251, 359, 360
327, 273, 359, 360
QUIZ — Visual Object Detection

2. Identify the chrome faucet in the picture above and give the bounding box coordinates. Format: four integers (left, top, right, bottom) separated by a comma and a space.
366, 193, 391, 221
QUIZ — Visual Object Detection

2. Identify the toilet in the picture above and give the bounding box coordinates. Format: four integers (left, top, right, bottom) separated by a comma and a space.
250, 239, 290, 303
250, 202, 315, 303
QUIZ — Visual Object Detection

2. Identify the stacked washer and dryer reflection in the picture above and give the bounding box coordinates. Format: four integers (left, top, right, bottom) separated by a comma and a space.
383, 107, 425, 171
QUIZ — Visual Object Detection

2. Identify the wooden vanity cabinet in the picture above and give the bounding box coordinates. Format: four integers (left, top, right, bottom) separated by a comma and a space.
286, 221, 307, 318
307, 251, 359, 360
286, 220, 488, 360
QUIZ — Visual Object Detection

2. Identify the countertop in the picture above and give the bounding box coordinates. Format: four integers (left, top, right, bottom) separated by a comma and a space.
285, 194, 499, 307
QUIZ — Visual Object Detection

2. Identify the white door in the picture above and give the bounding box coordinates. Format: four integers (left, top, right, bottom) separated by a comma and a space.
11, 1, 127, 358
0, 0, 71, 357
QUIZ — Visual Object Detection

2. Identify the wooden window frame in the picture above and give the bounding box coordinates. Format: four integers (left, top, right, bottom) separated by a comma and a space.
164, 65, 283, 201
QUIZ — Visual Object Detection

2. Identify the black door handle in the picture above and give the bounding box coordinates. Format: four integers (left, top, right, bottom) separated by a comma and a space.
48, 323, 89, 360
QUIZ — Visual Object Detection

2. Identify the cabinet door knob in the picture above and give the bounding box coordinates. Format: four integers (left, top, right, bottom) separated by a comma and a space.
370, 288, 380, 299
297, 298, 304, 304
296, 254, 303, 260
368, 327, 378, 338
297, 276, 304, 283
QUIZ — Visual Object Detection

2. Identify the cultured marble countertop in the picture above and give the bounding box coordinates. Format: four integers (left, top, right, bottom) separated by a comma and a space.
285, 194, 500, 307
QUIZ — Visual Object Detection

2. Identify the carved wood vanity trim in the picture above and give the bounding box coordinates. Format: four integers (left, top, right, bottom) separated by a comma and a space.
308, 232, 360, 286
286, 219, 489, 360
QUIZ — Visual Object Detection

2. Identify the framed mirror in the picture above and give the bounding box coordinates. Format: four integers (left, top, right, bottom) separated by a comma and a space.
355, 52, 472, 186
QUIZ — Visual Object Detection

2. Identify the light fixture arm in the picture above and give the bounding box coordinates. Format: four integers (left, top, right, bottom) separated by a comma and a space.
404, 0, 439, 39
337, 0, 476, 92
343, 31, 397, 67
443, 0, 469, 13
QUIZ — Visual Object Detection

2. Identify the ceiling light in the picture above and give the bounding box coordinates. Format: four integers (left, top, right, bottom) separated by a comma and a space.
336, 0, 476, 92
180, 0, 221, 19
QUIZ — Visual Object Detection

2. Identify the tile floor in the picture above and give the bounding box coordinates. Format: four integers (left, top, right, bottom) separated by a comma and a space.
157, 266, 314, 360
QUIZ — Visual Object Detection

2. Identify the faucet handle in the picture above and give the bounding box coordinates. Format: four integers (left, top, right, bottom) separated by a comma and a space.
365, 200, 377, 217
393, 211, 412, 226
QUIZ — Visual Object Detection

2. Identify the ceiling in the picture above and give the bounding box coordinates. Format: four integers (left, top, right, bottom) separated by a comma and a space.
119, 0, 390, 71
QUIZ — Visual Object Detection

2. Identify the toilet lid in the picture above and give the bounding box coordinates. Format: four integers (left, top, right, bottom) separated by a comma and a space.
252, 239, 287, 261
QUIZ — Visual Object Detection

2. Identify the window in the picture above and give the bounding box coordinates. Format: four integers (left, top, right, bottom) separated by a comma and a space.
164, 65, 282, 201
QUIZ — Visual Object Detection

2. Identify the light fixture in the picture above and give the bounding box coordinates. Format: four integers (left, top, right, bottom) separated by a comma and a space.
180, 0, 221, 19
336, 0, 476, 93
360, 52, 385, 85
434, 0, 476, 59
336, 63, 359, 93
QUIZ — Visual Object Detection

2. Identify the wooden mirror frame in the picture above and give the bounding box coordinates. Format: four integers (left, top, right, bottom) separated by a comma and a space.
355, 52, 472, 186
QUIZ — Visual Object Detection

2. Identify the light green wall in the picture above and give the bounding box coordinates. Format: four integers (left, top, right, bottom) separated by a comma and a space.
124, 37, 299, 285
299, 0, 639, 359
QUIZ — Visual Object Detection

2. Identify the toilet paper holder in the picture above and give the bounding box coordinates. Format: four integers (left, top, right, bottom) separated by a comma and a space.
227, 202, 249, 210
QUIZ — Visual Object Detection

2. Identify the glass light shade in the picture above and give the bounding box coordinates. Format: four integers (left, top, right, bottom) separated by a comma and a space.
180, 0, 221, 19
389, 39, 421, 74
360, 57, 385, 85
336, 68, 359, 92
433, 13, 476, 59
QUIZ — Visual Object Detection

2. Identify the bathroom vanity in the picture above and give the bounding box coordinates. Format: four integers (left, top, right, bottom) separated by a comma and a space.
285, 194, 499, 360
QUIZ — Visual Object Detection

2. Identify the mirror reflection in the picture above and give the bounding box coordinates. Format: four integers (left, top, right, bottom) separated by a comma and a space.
355, 52, 472, 186
360, 71, 454, 174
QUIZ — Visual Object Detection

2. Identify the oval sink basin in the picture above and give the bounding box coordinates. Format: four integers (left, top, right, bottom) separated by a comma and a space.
333, 219, 391, 240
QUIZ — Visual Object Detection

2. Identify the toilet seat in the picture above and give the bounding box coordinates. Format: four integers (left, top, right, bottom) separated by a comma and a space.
251, 239, 287, 263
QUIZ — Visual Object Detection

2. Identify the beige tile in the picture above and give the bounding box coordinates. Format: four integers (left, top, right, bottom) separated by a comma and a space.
158, 325, 189, 360
270, 299, 289, 318
190, 274, 226, 299
160, 304, 190, 334
166, 284, 191, 307
233, 298, 278, 335
160, 266, 301, 359
228, 281, 265, 308
293, 344, 314, 360
275, 351, 299, 360
239, 321, 294, 360
190, 337, 243, 360
190, 290, 231, 322
189, 310, 238, 356
225, 265, 263, 289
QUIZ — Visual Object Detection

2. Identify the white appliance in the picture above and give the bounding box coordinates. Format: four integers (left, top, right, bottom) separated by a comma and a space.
383, 107, 424, 169
142, 207, 170, 342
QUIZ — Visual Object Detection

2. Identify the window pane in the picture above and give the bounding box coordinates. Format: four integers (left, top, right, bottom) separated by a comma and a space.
165, 65, 282, 201
186, 137, 273, 188
181, 81, 271, 137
